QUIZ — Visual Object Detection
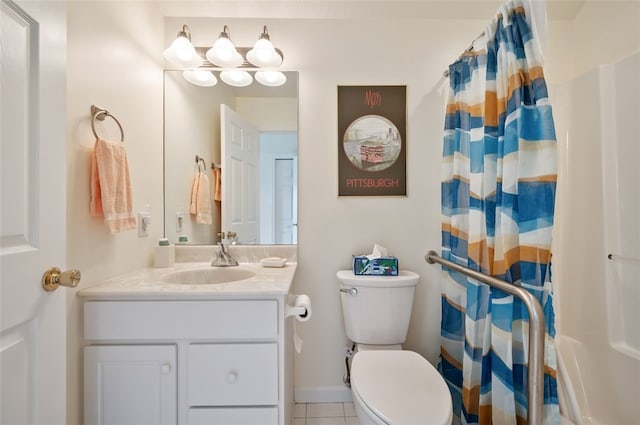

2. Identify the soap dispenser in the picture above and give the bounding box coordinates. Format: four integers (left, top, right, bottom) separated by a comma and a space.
154, 238, 175, 268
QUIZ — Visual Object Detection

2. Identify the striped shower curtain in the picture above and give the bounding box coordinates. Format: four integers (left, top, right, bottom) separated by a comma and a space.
440, 0, 559, 423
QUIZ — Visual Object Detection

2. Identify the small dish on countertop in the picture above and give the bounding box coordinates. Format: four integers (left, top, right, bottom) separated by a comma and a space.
261, 257, 287, 268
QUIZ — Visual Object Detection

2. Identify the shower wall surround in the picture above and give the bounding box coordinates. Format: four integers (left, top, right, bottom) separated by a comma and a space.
553, 49, 640, 424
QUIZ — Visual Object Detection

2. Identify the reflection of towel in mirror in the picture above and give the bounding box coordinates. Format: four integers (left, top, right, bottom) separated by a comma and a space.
212, 167, 221, 202
189, 172, 200, 215
190, 171, 212, 224
90, 138, 137, 234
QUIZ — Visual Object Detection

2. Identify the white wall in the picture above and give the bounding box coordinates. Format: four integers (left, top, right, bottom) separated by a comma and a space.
237, 97, 297, 132
570, 1, 640, 79
66, 2, 164, 423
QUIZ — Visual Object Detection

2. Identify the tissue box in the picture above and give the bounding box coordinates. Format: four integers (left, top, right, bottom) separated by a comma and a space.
353, 256, 398, 276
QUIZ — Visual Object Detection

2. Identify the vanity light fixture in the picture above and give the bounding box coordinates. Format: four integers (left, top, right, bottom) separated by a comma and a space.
206, 25, 244, 68
182, 70, 217, 87
166, 24, 287, 88
164, 25, 202, 68
220, 70, 253, 87
246, 26, 283, 68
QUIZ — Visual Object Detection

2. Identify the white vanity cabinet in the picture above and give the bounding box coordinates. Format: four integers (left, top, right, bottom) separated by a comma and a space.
83, 298, 294, 425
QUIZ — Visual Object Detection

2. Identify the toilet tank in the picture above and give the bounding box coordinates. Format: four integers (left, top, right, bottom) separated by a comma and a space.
337, 270, 419, 345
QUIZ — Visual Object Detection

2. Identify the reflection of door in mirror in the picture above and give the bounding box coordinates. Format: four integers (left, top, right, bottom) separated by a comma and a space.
221, 104, 260, 244
221, 110, 298, 245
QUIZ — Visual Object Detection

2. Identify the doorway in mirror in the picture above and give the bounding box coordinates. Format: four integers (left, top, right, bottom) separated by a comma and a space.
260, 132, 297, 244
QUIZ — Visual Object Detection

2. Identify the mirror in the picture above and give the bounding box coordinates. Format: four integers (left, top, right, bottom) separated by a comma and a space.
163, 70, 298, 245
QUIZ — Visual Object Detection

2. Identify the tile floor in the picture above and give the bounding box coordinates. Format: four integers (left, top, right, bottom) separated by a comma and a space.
293, 402, 361, 425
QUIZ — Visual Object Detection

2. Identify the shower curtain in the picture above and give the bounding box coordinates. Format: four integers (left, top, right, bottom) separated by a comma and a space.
440, 0, 559, 423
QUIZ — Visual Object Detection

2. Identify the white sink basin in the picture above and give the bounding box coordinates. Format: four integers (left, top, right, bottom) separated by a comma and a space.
161, 267, 256, 285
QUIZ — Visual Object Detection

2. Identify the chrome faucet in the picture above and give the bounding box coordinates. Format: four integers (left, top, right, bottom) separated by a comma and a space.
211, 240, 238, 267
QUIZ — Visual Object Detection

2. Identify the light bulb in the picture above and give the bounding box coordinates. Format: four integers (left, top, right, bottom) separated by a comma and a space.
173, 37, 194, 61
247, 26, 283, 68
254, 38, 275, 63
183, 70, 217, 87
264, 71, 278, 83
220, 70, 252, 87
232, 72, 244, 82
205, 26, 244, 68
213, 37, 234, 61
255, 70, 286, 87
164, 33, 201, 68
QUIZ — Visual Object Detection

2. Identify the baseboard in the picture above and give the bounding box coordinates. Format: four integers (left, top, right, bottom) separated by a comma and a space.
294, 386, 353, 403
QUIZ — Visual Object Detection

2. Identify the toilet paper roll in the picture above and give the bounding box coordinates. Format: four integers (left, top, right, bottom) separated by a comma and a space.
286, 294, 312, 322
286, 294, 312, 354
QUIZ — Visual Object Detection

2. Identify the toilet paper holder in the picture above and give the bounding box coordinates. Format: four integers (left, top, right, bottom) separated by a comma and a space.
285, 294, 312, 320
286, 304, 308, 318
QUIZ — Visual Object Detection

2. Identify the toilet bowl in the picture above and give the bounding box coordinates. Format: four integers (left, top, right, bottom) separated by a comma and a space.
350, 350, 453, 425
337, 270, 453, 425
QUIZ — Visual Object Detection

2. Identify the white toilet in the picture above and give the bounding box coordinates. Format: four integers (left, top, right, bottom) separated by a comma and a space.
337, 270, 453, 425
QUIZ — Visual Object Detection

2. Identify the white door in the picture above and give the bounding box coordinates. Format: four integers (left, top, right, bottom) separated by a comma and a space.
0, 1, 67, 424
220, 104, 259, 244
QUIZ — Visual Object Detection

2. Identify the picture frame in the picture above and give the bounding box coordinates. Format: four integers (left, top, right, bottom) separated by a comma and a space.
337, 85, 407, 196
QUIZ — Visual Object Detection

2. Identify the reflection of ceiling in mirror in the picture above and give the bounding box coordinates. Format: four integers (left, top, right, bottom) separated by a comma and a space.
230, 73, 297, 98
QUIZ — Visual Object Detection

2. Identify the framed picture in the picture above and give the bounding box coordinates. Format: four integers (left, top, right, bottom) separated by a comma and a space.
338, 85, 407, 197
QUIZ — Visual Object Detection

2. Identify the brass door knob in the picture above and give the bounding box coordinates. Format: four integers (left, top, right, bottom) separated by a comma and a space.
42, 267, 81, 292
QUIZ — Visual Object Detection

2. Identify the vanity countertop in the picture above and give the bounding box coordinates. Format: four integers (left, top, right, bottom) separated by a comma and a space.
77, 261, 297, 301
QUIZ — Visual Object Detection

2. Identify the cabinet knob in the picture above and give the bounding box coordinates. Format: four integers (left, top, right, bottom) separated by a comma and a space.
160, 362, 172, 374
226, 370, 238, 384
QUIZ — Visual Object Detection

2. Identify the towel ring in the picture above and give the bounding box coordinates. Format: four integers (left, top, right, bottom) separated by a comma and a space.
91, 105, 124, 142
195, 155, 206, 171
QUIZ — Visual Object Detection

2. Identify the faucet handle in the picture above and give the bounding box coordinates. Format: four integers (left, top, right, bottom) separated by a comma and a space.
226, 231, 237, 239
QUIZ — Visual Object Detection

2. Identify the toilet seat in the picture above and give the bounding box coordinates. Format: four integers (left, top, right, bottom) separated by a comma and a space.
350, 350, 453, 425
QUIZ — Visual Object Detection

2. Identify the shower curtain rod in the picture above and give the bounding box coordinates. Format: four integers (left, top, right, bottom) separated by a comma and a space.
425, 250, 545, 425
443, 31, 485, 78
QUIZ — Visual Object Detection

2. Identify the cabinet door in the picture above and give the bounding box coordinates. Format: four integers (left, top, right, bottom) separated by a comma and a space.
85, 345, 177, 425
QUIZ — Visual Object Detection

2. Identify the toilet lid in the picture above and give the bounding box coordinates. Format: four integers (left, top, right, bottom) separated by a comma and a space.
351, 350, 453, 425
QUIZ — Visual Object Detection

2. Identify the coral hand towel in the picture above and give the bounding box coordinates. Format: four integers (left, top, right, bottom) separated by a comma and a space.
189, 170, 212, 224
90, 138, 137, 233
195, 171, 212, 224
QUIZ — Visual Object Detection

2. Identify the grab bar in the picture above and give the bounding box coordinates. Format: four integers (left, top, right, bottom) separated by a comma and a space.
425, 250, 545, 425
